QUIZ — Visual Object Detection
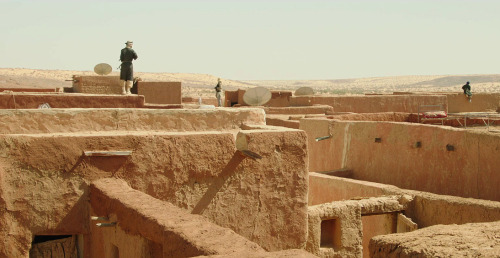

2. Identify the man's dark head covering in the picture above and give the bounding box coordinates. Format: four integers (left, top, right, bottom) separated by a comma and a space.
466, 81, 470, 84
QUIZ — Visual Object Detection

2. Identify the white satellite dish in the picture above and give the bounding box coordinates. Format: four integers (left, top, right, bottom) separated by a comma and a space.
243, 87, 272, 106
94, 63, 112, 75
295, 87, 314, 96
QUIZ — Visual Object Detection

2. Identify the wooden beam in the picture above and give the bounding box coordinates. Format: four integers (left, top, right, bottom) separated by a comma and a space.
83, 151, 132, 157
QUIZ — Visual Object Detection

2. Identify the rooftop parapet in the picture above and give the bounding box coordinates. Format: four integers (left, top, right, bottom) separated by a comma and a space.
0, 108, 266, 134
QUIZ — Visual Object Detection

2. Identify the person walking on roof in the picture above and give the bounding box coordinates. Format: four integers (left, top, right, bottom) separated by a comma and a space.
462, 81, 472, 102
120, 40, 138, 95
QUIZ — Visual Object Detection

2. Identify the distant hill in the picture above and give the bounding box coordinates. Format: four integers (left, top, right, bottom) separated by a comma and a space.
0, 68, 257, 91
1, 68, 499, 96
244, 74, 500, 95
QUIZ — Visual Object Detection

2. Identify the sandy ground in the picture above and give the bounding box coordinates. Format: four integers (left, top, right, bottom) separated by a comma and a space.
0, 68, 499, 98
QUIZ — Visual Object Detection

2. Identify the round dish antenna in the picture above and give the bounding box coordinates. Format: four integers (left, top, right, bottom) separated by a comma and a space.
94, 63, 112, 75
243, 87, 272, 106
295, 87, 314, 96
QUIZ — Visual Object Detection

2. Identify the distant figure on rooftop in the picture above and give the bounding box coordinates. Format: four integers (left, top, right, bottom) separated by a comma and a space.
462, 81, 472, 102
215, 78, 223, 107
120, 40, 138, 95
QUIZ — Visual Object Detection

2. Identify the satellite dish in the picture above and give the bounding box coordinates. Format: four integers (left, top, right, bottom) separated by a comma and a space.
94, 63, 112, 75
295, 87, 314, 96
243, 87, 272, 106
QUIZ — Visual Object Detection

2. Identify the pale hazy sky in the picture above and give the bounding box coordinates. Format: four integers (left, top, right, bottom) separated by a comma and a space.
1, 0, 499, 80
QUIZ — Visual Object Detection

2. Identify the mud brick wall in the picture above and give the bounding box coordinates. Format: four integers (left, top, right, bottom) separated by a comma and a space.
291, 95, 448, 113
0, 88, 57, 93
301, 118, 500, 201
446, 92, 500, 113
0, 127, 307, 256
90, 178, 265, 258
268, 91, 292, 107
73, 76, 122, 94
0, 108, 266, 134
224, 90, 239, 107
137, 81, 181, 104
0, 93, 144, 109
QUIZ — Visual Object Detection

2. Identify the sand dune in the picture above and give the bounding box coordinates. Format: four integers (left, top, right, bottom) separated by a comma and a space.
0, 68, 498, 98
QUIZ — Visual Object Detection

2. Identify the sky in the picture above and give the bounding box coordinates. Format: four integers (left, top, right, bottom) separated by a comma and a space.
1, 0, 499, 80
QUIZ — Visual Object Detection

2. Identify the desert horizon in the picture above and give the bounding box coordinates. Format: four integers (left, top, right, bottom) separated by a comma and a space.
1, 68, 499, 98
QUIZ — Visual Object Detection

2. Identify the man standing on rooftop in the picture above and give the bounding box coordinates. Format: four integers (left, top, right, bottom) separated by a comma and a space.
215, 78, 223, 107
120, 40, 138, 95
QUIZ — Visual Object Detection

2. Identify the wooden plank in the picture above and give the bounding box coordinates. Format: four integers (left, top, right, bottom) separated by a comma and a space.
84, 151, 132, 157
397, 213, 418, 233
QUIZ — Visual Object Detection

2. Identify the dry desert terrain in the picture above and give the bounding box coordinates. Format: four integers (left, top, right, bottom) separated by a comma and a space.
1, 68, 499, 97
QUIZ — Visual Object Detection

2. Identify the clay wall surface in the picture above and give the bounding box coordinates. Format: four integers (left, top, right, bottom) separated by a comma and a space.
224, 90, 239, 107
270, 112, 413, 131
301, 118, 500, 201
0, 108, 266, 134
182, 97, 218, 106
194, 249, 317, 258
291, 95, 447, 113
90, 178, 265, 257
308, 174, 500, 257
299, 118, 340, 172
328, 112, 412, 122
307, 195, 406, 257
447, 92, 500, 113
308, 173, 398, 206
361, 214, 396, 258
0, 93, 144, 109
267, 91, 293, 107
143, 103, 183, 109
137, 81, 182, 104
402, 190, 500, 228
263, 105, 333, 115
266, 116, 300, 129
73, 76, 122, 94
308, 173, 500, 226
369, 221, 500, 257
0, 88, 57, 92
0, 126, 308, 256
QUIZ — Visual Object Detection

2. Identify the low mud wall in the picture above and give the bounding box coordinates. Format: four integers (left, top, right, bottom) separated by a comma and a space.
447, 93, 500, 113
328, 112, 412, 122
301, 118, 500, 201
0, 128, 308, 256
0, 88, 58, 93
266, 116, 300, 129
0, 93, 144, 109
308, 173, 500, 257
263, 105, 333, 115
308, 174, 500, 225
90, 178, 265, 257
0, 108, 266, 134
137, 81, 181, 105
291, 95, 447, 113
72, 76, 122, 94
402, 190, 500, 228
307, 195, 407, 257
308, 173, 398, 206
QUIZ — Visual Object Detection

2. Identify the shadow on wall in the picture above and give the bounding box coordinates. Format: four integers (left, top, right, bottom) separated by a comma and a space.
191, 151, 246, 214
